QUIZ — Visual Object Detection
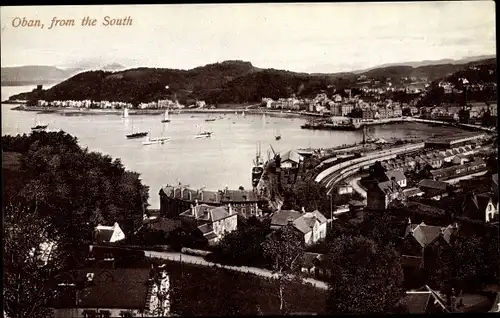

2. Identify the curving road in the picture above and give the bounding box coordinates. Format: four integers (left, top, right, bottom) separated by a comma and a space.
144, 250, 329, 290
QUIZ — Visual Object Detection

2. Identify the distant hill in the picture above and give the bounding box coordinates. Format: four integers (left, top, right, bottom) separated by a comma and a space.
1, 63, 126, 86
353, 54, 496, 74
7, 60, 357, 104
6, 58, 496, 105
356, 57, 497, 83
1, 66, 76, 86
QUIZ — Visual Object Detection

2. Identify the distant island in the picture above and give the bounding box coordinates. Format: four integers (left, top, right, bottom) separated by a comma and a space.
4, 57, 496, 106
1, 63, 126, 86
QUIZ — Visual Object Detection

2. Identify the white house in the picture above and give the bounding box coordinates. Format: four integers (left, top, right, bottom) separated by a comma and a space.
270, 208, 328, 246
385, 169, 407, 188
180, 203, 238, 246
94, 222, 126, 243
280, 150, 304, 169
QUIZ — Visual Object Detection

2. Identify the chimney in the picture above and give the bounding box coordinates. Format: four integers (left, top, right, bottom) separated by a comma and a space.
301, 207, 306, 214
195, 199, 199, 206
228, 203, 233, 215
190, 204, 195, 216
440, 227, 445, 236
200, 191, 204, 202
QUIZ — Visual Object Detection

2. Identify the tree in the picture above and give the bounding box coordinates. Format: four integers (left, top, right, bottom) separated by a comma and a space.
262, 224, 305, 314
282, 179, 329, 212
325, 235, 404, 314
4, 202, 67, 318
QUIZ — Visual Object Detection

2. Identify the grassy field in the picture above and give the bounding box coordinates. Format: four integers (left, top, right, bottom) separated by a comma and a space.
153, 259, 327, 315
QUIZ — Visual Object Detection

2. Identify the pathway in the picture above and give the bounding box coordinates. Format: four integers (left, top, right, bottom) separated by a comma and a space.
348, 177, 367, 199
144, 250, 329, 290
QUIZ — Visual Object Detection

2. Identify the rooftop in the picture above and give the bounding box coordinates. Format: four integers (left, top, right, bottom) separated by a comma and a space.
54, 268, 154, 309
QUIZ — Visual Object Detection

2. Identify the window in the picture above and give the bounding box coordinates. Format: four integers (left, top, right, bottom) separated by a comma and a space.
120, 311, 133, 318
99, 311, 111, 318
82, 310, 97, 318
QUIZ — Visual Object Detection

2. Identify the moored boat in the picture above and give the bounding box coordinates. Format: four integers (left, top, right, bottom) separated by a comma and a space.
194, 131, 213, 139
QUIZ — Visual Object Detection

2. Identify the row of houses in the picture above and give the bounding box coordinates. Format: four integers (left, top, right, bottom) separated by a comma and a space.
37, 99, 134, 108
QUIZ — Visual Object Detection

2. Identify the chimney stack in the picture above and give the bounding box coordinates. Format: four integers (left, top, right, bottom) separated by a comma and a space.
190, 204, 195, 216
228, 203, 233, 215
301, 207, 306, 214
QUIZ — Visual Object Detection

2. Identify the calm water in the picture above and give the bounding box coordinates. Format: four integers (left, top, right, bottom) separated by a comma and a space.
2, 86, 468, 208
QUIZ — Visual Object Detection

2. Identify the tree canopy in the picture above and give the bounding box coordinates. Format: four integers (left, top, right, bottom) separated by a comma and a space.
325, 235, 404, 314
3, 131, 150, 317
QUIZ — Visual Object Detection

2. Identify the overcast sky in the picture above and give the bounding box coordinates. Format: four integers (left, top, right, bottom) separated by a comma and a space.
0, 2, 496, 73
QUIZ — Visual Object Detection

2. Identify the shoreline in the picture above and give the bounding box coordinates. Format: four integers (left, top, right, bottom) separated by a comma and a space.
5, 104, 495, 133
6, 105, 323, 119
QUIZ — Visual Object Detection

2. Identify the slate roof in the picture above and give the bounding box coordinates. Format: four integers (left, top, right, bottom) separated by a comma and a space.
55, 268, 152, 309
407, 222, 451, 247
210, 206, 231, 222
179, 203, 213, 219
463, 193, 493, 215
149, 218, 182, 233
281, 150, 303, 164
219, 189, 262, 202
403, 187, 424, 197
418, 179, 448, 191
377, 179, 402, 195
271, 210, 302, 227
161, 185, 220, 203
385, 169, 406, 182
292, 211, 328, 234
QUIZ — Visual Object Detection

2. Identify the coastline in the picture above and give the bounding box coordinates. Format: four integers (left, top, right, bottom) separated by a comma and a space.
6, 104, 324, 119
5, 104, 496, 133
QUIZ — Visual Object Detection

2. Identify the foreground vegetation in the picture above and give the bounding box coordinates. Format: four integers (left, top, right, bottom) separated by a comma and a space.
3, 131, 149, 318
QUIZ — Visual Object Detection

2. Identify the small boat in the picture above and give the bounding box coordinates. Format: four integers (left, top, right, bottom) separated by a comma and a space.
275, 128, 281, 140
127, 132, 148, 139
194, 131, 213, 139
126, 122, 148, 139
142, 137, 170, 145
31, 116, 48, 131
161, 109, 170, 123
205, 118, 216, 122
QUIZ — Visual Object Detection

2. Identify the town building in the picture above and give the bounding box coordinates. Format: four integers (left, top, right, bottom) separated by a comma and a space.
159, 185, 266, 219
461, 192, 498, 223
94, 223, 126, 244
52, 267, 170, 317
179, 203, 238, 246
366, 179, 405, 210
270, 209, 328, 245
417, 179, 451, 201
401, 220, 458, 270
279, 150, 304, 170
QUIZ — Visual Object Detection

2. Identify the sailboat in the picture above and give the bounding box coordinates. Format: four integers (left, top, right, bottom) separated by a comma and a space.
31, 115, 48, 131
205, 114, 216, 122
126, 121, 148, 139
142, 128, 170, 145
251, 142, 265, 188
275, 128, 281, 140
161, 109, 170, 123
193, 123, 213, 139
122, 107, 129, 118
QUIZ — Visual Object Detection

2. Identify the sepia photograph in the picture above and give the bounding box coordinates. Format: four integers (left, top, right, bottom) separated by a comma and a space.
1, 2, 498, 317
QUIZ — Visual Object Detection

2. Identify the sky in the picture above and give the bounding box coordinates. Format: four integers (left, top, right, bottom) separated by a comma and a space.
0, 2, 496, 73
